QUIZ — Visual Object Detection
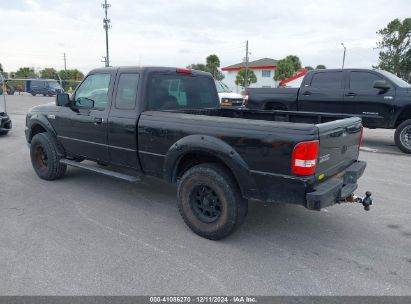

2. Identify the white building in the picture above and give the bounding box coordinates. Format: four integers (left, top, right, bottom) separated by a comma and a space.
222, 58, 279, 93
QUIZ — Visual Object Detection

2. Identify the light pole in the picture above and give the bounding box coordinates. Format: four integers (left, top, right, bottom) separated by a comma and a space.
341, 43, 346, 69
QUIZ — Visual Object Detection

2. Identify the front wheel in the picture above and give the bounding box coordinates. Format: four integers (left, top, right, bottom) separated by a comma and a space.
0, 130, 9, 136
177, 163, 248, 240
30, 133, 67, 180
395, 119, 411, 154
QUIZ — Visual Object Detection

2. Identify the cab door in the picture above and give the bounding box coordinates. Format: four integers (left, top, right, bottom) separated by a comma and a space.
298, 71, 344, 113
55, 72, 114, 162
107, 70, 141, 170
342, 70, 395, 128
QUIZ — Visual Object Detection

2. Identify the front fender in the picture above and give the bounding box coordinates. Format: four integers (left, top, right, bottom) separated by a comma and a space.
163, 134, 259, 199
27, 113, 57, 140
26, 114, 65, 156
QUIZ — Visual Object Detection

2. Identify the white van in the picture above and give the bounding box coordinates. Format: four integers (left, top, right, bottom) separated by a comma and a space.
215, 81, 243, 107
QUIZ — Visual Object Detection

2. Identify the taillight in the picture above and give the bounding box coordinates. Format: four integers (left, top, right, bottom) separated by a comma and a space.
176, 68, 192, 74
291, 140, 319, 176
359, 127, 363, 148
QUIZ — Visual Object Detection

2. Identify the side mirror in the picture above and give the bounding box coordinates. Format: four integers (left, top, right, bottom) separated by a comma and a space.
56, 93, 70, 107
373, 80, 390, 90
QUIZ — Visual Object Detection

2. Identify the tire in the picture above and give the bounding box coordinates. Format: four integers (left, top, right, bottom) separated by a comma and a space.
43, 94, 47, 97
30, 133, 67, 180
177, 163, 248, 240
0, 130, 8, 135
30, 91, 36, 96
7, 86, 15, 95
395, 119, 411, 154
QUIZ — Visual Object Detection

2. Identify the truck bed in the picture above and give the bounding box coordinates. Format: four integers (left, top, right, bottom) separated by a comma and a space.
173, 107, 354, 125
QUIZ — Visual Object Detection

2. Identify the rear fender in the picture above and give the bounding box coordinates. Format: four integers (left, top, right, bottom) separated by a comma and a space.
164, 135, 259, 199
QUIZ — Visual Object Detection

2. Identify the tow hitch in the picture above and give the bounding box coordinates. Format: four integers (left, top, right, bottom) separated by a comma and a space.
344, 191, 373, 211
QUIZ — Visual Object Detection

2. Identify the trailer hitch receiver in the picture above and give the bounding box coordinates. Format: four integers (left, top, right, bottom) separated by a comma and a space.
344, 191, 373, 211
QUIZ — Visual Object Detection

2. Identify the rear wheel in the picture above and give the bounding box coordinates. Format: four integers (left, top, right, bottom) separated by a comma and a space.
0, 131, 8, 136
7, 86, 15, 95
30, 133, 67, 180
177, 163, 248, 240
395, 119, 411, 154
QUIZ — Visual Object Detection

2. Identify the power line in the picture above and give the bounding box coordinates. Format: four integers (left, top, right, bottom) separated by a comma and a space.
102, 0, 111, 67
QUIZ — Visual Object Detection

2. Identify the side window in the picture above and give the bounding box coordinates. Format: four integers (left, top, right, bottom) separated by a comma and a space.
310, 72, 343, 89
75, 73, 111, 110
115, 73, 139, 109
349, 72, 382, 90
262, 70, 271, 77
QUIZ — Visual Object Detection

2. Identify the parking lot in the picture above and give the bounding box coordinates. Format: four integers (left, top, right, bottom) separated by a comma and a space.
0, 94, 410, 295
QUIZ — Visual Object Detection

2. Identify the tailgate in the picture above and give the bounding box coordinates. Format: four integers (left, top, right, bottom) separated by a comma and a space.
315, 117, 362, 182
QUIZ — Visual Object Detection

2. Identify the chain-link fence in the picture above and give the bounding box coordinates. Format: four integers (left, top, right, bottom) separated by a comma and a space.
0, 79, 82, 94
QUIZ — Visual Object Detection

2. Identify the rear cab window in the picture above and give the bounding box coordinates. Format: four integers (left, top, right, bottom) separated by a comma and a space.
147, 73, 218, 110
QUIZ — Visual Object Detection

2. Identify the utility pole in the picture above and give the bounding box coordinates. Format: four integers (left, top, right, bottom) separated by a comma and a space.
244, 40, 249, 91
63, 53, 67, 71
102, 0, 111, 67
341, 43, 346, 69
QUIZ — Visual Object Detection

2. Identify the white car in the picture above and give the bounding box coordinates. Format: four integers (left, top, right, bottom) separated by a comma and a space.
215, 81, 243, 107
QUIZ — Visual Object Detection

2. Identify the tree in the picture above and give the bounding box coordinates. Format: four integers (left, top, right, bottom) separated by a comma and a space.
186, 63, 207, 72
315, 64, 326, 69
285, 55, 302, 72
304, 66, 314, 70
274, 58, 295, 81
58, 69, 84, 81
0, 63, 3, 73
40, 68, 58, 79
205, 54, 224, 80
375, 18, 411, 82
15, 67, 37, 78
58, 69, 84, 91
235, 69, 257, 88
206, 54, 220, 78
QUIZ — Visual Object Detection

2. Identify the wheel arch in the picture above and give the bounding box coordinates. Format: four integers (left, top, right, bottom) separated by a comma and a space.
163, 135, 259, 199
394, 105, 411, 128
27, 116, 65, 156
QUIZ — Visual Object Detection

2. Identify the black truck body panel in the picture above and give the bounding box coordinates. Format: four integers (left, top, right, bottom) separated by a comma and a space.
25, 66, 367, 210
246, 68, 411, 129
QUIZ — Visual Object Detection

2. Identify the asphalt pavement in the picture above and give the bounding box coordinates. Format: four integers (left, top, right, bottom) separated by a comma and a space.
0, 94, 410, 295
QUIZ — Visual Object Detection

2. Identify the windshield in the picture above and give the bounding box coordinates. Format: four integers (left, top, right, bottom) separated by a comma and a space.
378, 70, 411, 88
215, 81, 232, 93
49, 81, 62, 89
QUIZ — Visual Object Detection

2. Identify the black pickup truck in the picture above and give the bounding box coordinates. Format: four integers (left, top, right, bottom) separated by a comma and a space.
25, 67, 371, 240
245, 68, 411, 153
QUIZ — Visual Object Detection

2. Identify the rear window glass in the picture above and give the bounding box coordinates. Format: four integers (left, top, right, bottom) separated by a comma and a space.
147, 74, 218, 110
310, 72, 343, 89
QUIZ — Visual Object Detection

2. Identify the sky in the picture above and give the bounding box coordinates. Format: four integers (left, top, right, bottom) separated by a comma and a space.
0, 0, 410, 75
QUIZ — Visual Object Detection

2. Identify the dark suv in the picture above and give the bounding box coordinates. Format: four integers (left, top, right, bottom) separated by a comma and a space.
28, 79, 64, 96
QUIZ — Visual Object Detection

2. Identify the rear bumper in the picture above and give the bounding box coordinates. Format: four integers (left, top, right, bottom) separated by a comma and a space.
306, 161, 366, 210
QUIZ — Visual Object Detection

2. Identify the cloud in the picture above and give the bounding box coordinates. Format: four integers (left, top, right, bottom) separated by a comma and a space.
0, 0, 410, 73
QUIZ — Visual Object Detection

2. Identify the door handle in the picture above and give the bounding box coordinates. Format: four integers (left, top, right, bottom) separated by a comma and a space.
93, 117, 103, 125
302, 91, 312, 96
345, 92, 357, 97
